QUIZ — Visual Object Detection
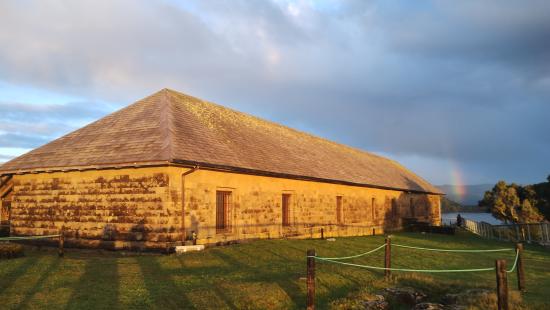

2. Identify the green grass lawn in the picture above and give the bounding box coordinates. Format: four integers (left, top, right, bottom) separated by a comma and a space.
0, 231, 549, 309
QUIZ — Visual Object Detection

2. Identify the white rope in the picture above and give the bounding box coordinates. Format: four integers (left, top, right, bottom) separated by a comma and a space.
314, 243, 386, 260
0, 234, 60, 241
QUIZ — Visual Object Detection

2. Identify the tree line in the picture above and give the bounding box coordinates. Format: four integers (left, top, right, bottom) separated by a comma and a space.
479, 175, 550, 224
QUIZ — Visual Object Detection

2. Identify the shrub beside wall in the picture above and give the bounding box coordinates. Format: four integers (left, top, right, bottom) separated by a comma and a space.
0, 243, 24, 259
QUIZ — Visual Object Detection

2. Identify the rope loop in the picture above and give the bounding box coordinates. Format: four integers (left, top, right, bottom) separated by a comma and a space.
506, 249, 520, 273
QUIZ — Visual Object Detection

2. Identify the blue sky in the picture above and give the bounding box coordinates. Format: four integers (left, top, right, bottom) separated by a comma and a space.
1, 0, 549, 186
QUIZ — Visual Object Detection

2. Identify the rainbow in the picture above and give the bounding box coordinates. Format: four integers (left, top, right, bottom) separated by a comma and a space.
450, 165, 467, 201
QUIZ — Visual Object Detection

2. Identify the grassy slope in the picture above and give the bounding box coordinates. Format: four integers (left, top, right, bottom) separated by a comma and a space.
0, 231, 548, 309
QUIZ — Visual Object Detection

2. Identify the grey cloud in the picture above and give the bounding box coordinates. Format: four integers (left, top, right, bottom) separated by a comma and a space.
0, 100, 111, 149
0, 121, 73, 137
0, 101, 109, 122
0, 133, 48, 148
0, 154, 13, 160
0, 154, 14, 165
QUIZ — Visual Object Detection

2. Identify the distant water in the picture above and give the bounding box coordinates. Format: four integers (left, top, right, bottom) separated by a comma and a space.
441, 212, 503, 225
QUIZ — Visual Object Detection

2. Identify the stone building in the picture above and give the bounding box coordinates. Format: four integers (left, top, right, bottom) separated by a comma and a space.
0, 89, 442, 249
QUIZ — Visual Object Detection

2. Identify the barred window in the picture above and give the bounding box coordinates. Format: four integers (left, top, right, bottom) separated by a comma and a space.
282, 194, 291, 226
336, 196, 343, 224
216, 191, 232, 232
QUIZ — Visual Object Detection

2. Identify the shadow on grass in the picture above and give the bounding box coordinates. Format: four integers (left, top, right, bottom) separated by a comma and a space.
136, 256, 196, 309
0, 257, 35, 293
16, 257, 61, 309
174, 253, 242, 309
209, 283, 239, 310
64, 258, 119, 310
211, 248, 304, 308
264, 245, 383, 305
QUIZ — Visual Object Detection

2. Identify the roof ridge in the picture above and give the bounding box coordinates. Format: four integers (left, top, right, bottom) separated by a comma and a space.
158, 88, 174, 161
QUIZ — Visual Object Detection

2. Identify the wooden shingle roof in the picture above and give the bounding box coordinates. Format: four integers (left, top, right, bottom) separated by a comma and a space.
0, 89, 442, 194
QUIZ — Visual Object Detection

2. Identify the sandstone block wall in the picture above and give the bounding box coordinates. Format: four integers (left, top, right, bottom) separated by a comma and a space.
5, 166, 441, 249
10, 167, 182, 249
181, 168, 441, 244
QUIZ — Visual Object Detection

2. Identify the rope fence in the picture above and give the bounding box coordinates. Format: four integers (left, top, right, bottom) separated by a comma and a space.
0, 234, 60, 241
314, 243, 386, 260
506, 249, 520, 274
310, 244, 520, 273
313, 256, 497, 273
391, 243, 512, 253
306, 237, 526, 310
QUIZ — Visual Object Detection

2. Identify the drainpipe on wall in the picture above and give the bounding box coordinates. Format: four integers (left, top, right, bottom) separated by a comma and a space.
181, 166, 199, 243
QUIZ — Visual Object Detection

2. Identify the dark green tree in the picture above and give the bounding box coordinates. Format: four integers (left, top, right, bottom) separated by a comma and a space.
517, 199, 544, 223
479, 180, 544, 223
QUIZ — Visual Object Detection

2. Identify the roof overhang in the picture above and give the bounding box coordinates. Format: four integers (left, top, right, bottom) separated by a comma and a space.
0, 159, 444, 195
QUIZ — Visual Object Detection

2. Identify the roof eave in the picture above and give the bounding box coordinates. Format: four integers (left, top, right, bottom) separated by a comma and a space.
0, 160, 171, 176
170, 159, 444, 195
0, 159, 444, 195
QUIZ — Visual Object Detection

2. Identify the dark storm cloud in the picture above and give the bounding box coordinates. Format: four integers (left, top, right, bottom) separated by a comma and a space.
382, 1, 550, 70
0, 0, 548, 184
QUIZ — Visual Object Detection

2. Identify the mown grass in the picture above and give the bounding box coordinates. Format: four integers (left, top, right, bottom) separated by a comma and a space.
0, 231, 548, 309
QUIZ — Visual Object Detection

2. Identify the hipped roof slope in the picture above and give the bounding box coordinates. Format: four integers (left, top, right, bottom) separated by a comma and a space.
0, 89, 442, 194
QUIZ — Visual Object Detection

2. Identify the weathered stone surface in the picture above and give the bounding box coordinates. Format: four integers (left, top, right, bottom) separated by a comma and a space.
413, 302, 445, 310
8, 167, 180, 249
415, 303, 468, 310
184, 169, 441, 244
3, 165, 441, 249
383, 287, 427, 305
361, 295, 389, 310
442, 289, 491, 306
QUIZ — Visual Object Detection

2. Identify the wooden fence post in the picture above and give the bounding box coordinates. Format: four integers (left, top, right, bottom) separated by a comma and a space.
516, 243, 525, 291
307, 249, 316, 310
385, 236, 391, 280
320, 228, 324, 240
495, 259, 508, 310
58, 228, 64, 258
